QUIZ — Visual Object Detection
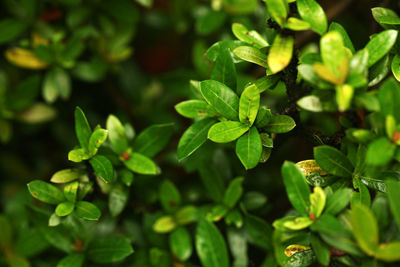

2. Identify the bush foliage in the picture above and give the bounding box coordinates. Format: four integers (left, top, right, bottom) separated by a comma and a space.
2, 0, 400, 266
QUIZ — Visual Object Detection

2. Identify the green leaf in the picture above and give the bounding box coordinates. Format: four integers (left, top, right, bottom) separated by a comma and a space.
285, 17, 310, 31
200, 80, 239, 121
386, 179, 400, 229
366, 137, 396, 166
391, 54, 400, 82
87, 237, 133, 263
233, 46, 269, 68
0, 216, 12, 248
350, 203, 379, 256
75, 201, 101, 220
198, 164, 225, 203
177, 118, 216, 160
196, 220, 229, 267
55, 202, 75, 217
50, 168, 85, 183
196, 9, 226, 35
88, 128, 108, 156
378, 78, 400, 121
89, 155, 114, 183
375, 242, 400, 262
153, 215, 177, 233
372, 7, 400, 26
43, 67, 71, 103
329, 22, 355, 53
64, 181, 79, 203
57, 253, 85, 267
297, 0, 327, 35
265, 0, 288, 27
243, 192, 267, 210
223, 177, 244, 208
0, 19, 27, 44
74, 107, 92, 151
314, 145, 353, 178
27, 180, 65, 204
352, 178, 371, 207
211, 49, 237, 90
281, 161, 311, 216
283, 216, 313, 230
68, 148, 90, 163
310, 234, 330, 266
232, 23, 269, 48
7, 75, 41, 111
169, 227, 192, 261
309, 186, 326, 218
254, 75, 280, 93
325, 188, 352, 215
235, 127, 262, 170
106, 115, 128, 155
286, 249, 315, 267
208, 121, 249, 143
175, 205, 198, 225
297, 95, 323, 112
159, 180, 181, 213
109, 183, 129, 217
175, 100, 217, 119
123, 152, 159, 175
365, 30, 398, 67
245, 214, 273, 250
206, 40, 247, 63
132, 123, 174, 158
268, 34, 294, 74
239, 84, 259, 126
264, 115, 296, 133
336, 84, 354, 111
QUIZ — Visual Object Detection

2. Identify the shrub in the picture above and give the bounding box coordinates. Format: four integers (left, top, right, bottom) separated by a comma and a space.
1, 0, 400, 266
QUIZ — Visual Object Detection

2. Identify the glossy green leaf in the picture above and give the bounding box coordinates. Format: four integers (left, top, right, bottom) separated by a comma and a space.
235, 127, 262, 170
223, 177, 244, 208
239, 84, 259, 126
268, 34, 294, 74
372, 7, 400, 26
200, 80, 239, 121
264, 115, 295, 133
160, 180, 181, 213
177, 118, 216, 160
27, 180, 65, 204
391, 54, 400, 82
50, 168, 85, 183
109, 183, 129, 217
87, 237, 133, 263
378, 78, 400, 121
255, 107, 272, 128
233, 46, 268, 68
123, 152, 159, 175
68, 148, 90, 163
350, 203, 379, 256
106, 115, 128, 155
232, 23, 269, 48
74, 107, 92, 151
254, 75, 280, 93
196, 220, 229, 267
265, 0, 288, 26
281, 161, 311, 216
386, 179, 400, 229
169, 227, 192, 261
297, 0, 327, 35
325, 188, 352, 215
314, 145, 353, 177
132, 123, 174, 157
75, 201, 101, 220
211, 49, 237, 90
208, 121, 249, 143
89, 155, 114, 182
286, 249, 315, 267
366, 137, 396, 166
88, 128, 108, 156
55, 202, 75, 217
57, 253, 85, 267
365, 30, 398, 67
175, 100, 216, 119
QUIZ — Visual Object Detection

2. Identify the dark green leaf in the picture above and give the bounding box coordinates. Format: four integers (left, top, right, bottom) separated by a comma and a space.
89, 155, 114, 182
75, 201, 101, 220
386, 179, 400, 229
0, 19, 27, 44
325, 188, 352, 215
74, 107, 92, 151
169, 227, 192, 261
109, 183, 129, 217
87, 237, 133, 263
196, 9, 226, 35
245, 214, 273, 250
57, 253, 85, 267
314, 145, 353, 178
132, 123, 174, 158
211, 49, 237, 90
223, 177, 244, 208
159, 180, 181, 213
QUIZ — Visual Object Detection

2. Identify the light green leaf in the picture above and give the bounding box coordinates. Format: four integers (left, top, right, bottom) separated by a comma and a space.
175, 100, 217, 119
268, 34, 294, 74
106, 115, 128, 155
309, 186, 326, 218
365, 30, 398, 67
50, 168, 85, 183
57, 253, 85, 267
314, 145, 353, 178
64, 181, 79, 203
285, 17, 310, 31
239, 84, 259, 126
376, 242, 400, 262
254, 75, 280, 93
75, 201, 101, 221
265, 0, 288, 26
208, 121, 249, 143
350, 203, 379, 256
55, 202, 75, 217
366, 137, 396, 166
329, 22, 355, 53
391, 54, 400, 82
123, 152, 159, 175
378, 78, 400, 121
233, 46, 269, 68
200, 80, 239, 121
153, 216, 176, 233
283, 216, 313, 230
232, 23, 269, 48
297, 95, 323, 112
87, 237, 133, 263
372, 7, 400, 26
281, 161, 311, 216
235, 127, 262, 170
88, 128, 108, 156
297, 0, 327, 35
335, 84, 354, 111
264, 115, 295, 133
68, 148, 90, 163
211, 49, 237, 90
109, 183, 129, 217
27, 180, 65, 204
74, 107, 92, 151
89, 155, 114, 183
310, 234, 330, 266
132, 123, 174, 157
196, 220, 229, 267
177, 118, 216, 160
